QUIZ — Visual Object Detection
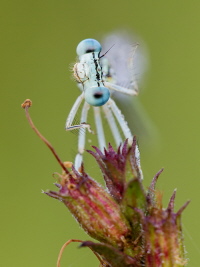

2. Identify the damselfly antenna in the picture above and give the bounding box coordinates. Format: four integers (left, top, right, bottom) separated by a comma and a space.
99, 43, 115, 58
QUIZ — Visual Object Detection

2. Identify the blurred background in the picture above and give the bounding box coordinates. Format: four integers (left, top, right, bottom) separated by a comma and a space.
1, 1, 200, 266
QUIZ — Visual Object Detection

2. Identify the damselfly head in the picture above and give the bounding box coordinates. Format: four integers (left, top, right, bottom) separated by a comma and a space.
76, 39, 102, 56
84, 86, 110, 106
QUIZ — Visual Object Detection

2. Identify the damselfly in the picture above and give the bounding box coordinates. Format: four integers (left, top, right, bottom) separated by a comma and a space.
65, 35, 142, 172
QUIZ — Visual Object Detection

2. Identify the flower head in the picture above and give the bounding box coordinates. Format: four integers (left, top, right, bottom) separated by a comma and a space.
22, 99, 189, 267
45, 140, 189, 266
46, 164, 132, 248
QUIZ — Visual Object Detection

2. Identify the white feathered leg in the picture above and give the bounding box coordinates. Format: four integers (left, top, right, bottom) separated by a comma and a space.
93, 107, 106, 152
65, 92, 93, 133
102, 103, 122, 147
75, 101, 90, 170
104, 82, 138, 96
108, 98, 143, 179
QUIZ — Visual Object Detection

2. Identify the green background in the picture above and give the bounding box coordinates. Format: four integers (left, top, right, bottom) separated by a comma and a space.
1, 1, 200, 266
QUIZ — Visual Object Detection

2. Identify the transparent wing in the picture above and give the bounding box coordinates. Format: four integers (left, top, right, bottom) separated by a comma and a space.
101, 30, 148, 90
101, 30, 157, 147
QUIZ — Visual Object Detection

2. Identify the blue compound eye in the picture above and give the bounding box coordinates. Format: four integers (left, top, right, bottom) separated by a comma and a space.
76, 39, 102, 56
84, 86, 110, 106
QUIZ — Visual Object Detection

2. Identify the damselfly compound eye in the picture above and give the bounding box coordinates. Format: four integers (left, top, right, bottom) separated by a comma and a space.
84, 86, 110, 106
76, 39, 102, 56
